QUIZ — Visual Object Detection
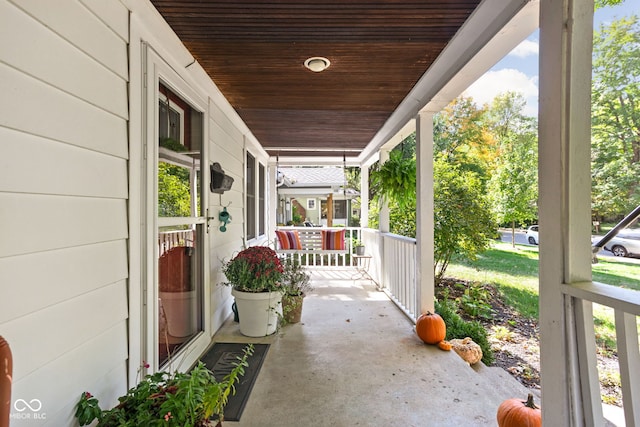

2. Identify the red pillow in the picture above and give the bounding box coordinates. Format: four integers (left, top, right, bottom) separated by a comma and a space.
276, 230, 302, 250
321, 229, 346, 250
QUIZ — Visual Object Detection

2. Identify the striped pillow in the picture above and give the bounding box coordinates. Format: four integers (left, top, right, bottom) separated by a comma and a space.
276, 230, 302, 250
321, 229, 346, 250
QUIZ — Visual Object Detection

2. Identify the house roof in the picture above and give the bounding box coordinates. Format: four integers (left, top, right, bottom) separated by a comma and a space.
279, 167, 345, 188
150, 1, 537, 164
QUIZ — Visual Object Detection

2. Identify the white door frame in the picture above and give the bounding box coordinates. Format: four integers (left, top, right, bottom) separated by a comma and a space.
140, 43, 212, 374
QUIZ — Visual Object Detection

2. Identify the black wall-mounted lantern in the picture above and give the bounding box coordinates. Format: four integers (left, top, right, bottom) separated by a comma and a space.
210, 162, 234, 194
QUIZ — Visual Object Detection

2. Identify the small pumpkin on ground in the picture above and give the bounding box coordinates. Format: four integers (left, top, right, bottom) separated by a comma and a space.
416, 311, 446, 345
497, 393, 541, 427
437, 340, 452, 351
449, 337, 483, 365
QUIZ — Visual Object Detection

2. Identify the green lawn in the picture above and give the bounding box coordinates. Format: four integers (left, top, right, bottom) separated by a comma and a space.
446, 241, 640, 352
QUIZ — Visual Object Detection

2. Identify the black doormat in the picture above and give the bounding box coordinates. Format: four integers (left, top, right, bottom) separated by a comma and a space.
199, 342, 270, 422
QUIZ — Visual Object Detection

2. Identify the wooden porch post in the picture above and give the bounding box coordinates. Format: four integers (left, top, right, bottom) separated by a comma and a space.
538, 0, 600, 425
416, 111, 435, 314
327, 193, 333, 227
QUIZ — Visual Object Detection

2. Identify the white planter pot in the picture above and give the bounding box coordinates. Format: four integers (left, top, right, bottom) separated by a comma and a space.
231, 289, 283, 337
159, 290, 197, 338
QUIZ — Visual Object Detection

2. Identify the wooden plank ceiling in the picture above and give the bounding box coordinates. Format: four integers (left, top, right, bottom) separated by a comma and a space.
151, 0, 481, 160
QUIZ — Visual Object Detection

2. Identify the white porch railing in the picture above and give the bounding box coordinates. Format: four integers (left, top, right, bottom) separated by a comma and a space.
158, 229, 195, 257
275, 226, 362, 267
361, 228, 419, 321
562, 281, 640, 426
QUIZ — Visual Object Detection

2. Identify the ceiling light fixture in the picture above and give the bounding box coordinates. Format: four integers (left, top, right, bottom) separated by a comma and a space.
304, 57, 330, 72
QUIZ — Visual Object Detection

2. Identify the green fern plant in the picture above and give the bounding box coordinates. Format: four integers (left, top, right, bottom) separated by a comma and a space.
370, 149, 416, 210
75, 345, 253, 426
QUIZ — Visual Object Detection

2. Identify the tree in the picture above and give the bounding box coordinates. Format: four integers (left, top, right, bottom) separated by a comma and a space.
433, 159, 496, 281
485, 93, 539, 245
488, 132, 538, 245
591, 16, 640, 220
434, 97, 495, 187
595, 0, 626, 8
369, 141, 496, 281
158, 162, 192, 217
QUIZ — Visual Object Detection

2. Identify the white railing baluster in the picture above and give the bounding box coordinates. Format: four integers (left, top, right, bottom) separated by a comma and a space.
375, 231, 417, 321
615, 309, 640, 427
562, 282, 640, 426
158, 229, 195, 258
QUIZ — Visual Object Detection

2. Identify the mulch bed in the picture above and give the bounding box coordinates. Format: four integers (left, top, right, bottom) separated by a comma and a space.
436, 277, 623, 404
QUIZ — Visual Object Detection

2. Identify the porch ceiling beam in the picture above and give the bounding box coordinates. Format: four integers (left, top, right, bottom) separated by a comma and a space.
359, 0, 539, 164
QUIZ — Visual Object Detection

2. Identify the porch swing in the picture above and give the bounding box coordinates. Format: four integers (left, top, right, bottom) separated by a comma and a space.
274, 153, 348, 266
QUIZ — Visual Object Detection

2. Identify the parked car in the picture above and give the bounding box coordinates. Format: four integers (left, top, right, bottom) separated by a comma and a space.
526, 225, 539, 245
604, 231, 640, 257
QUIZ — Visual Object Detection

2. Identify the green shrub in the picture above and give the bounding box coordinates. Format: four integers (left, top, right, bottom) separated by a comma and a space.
435, 298, 494, 365
454, 282, 494, 320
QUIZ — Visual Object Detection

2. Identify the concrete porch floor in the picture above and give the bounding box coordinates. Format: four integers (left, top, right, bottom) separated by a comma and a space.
213, 269, 540, 426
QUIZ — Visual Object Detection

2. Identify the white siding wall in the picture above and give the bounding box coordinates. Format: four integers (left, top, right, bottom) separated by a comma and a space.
0, 0, 130, 425
0, 0, 273, 423
206, 101, 270, 333
207, 102, 247, 332
127, 0, 271, 374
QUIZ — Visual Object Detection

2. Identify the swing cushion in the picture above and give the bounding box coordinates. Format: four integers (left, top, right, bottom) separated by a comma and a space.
321, 229, 346, 250
276, 230, 302, 250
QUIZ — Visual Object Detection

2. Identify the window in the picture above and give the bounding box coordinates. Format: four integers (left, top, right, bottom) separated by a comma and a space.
246, 152, 256, 240
258, 163, 265, 235
158, 101, 182, 142
159, 83, 190, 148
307, 198, 316, 210
321, 199, 347, 219
334, 200, 347, 218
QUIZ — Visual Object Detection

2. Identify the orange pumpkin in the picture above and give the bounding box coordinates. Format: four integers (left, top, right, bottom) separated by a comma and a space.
437, 340, 452, 351
415, 311, 446, 344
497, 393, 541, 427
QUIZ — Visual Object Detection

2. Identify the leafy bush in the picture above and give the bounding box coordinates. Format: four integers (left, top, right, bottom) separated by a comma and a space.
368, 147, 496, 281
433, 158, 496, 282
454, 282, 494, 320
435, 298, 494, 365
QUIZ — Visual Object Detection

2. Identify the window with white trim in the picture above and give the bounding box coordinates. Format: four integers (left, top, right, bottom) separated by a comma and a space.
258, 163, 265, 235
246, 152, 256, 240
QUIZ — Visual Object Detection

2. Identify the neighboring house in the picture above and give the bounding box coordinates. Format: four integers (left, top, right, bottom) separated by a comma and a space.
277, 167, 358, 226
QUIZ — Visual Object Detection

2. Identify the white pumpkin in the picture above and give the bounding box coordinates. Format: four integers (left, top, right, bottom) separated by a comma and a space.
449, 337, 483, 365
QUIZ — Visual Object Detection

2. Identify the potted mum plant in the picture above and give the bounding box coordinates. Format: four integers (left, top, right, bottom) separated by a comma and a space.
75, 345, 253, 427
280, 259, 313, 324
222, 246, 284, 337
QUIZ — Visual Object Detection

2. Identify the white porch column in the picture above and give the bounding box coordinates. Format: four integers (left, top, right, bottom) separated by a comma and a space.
360, 165, 369, 229
416, 111, 435, 314
538, 0, 599, 425
379, 149, 390, 233
268, 163, 278, 237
